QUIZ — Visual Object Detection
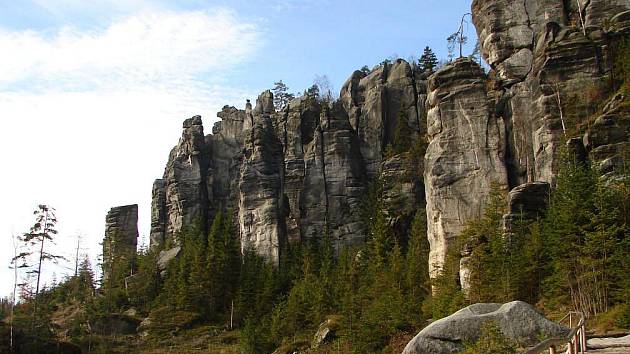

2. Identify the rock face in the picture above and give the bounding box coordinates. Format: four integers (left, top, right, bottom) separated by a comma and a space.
147, 58, 428, 264
238, 91, 285, 264
163, 116, 210, 239
97, 0, 629, 293
424, 58, 509, 279
584, 92, 630, 176
472, 0, 630, 185
402, 301, 569, 354
340, 59, 424, 178
503, 181, 551, 228
102, 205, 139, 281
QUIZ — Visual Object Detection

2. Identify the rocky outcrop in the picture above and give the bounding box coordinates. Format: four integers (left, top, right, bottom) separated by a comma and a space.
147, 58, 430, 264
501, 181, 550, 238
340, 59, 424, 178
108, 0, 628, 298
424, 58, 509, 279
278, 96, 320, 243
238, 91, 286, 265
311, 316, 340, 349
588, 334, 630, 350
151, 110, 246, 249
584, 92, 630, 176
102, 205, 139, 281
381, 153, 424, 236
89, 314, 141, 336
505, 181, 550, 218
472, 0, 630, 186
150, 179, 166, 247
161, 116, 211, 241
402, 301, 569, 354
311, 103, 366, 250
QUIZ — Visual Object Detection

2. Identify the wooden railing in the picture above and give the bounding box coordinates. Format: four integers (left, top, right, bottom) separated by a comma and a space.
524, 311, 587, 354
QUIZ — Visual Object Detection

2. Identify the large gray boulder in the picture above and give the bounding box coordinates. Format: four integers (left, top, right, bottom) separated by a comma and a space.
403, 301, 569, 354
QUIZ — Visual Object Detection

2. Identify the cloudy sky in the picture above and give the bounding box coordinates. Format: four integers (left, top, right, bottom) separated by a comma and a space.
0, 0, 475, 297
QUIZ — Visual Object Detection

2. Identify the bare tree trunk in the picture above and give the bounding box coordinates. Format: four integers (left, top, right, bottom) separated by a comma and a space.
555, 83, 567, 135
230, 300, 234, 330
74, 234, 81, 277
31, 210, 47, 331
576, 0, 587, 36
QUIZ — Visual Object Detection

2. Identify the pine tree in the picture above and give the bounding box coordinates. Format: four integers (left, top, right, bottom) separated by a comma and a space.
20, 205, 65, 332
469, 40, 482, 65
464, 184, 508, 303
392, 111, 414, 154
305, 84, 320, 100
272, 80, 294, 111
405, 209, 430, 323
418, 46, 439, 73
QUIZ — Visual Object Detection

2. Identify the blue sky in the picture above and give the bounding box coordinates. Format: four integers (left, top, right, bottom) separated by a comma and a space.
0, 0, 476, 93
0, 0, 475, 297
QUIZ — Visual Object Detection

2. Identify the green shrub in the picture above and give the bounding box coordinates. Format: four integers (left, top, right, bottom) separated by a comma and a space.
461, 321, 518, 354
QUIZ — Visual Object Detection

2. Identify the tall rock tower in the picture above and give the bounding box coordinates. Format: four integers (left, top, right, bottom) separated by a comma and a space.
102, 204, 139, 282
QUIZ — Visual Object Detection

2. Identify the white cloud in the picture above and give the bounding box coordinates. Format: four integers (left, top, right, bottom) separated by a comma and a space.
0, 8, 263, 297
0, 8, 262, 89
270, 0, 330, 12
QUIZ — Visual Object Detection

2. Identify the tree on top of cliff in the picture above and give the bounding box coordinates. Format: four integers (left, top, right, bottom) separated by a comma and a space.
419, 46, 438, 73
272, 80, 294, 111
304, 84, 319, 100
447, 13, 472, 61
314, 74, 335, 102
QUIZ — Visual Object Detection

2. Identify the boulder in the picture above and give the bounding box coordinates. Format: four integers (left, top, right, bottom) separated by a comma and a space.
507, 182, 550, 218
312, 316, 341, 349
502, 181, 550, 234
89, 314, 141, 336
157, 246, 181, 276
403, 301, 569, 354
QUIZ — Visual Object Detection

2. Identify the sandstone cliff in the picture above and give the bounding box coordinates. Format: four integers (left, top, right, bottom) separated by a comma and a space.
147, 59, 427, 265
102, 204, 139, 282
102, 0, 629, 289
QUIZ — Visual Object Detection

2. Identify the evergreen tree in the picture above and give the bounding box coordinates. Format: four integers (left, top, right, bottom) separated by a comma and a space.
392, 111, 414, 155
272, 80, 294, 111
20, 205, 65, 332
404, 209, 430, 324
418, 46, 439, 73
464, 184, 508, 302
305, 84, 320, 101
469, 40, 482, 65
